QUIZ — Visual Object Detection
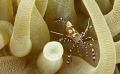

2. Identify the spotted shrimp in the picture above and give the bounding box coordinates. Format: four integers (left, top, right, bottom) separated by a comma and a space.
50, 18, 96, 65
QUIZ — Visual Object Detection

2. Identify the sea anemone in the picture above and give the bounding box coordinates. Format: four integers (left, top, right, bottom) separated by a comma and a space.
0, 0, 120, 74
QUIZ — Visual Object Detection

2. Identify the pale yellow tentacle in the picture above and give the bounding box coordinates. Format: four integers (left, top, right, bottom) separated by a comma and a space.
0, 0, 14, 23
28, 5, 50, 60
10, 0, 35, 57
35, 0, 48, 17
83, 0, 116, 74
37, 41, 63, 74
105, 0, 120, 37
0, 56, 26, 74
115, 40, 120, 64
